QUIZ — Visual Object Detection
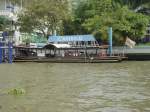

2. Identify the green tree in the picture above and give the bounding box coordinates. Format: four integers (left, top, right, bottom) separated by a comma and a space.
113, 0, 150, 9
0, 16, 11, 30
70, 0, 150, 45
83, 6, 149, 44
18, 0, 69, 38
63, 0, 91, 35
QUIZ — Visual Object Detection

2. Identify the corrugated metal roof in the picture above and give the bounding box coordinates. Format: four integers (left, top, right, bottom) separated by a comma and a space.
48, 35, 96, 42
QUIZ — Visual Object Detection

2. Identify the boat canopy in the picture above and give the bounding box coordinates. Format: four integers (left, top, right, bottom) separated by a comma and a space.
48, 35, 96, 43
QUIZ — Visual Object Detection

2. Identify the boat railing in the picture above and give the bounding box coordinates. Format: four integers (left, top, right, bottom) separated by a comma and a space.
111, 46, 126, 57
70, 44, 100, 48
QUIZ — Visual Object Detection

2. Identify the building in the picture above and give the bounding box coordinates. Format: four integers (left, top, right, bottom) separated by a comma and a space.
141, 24, 150, 43
0, 0, 13, 17
0, 0, 21, 22
137, 7, 150, 42
145, 24, 150, 38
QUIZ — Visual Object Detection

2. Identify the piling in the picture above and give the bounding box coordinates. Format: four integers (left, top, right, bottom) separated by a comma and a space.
108, 27, 112, 56
8, 42, 13, 63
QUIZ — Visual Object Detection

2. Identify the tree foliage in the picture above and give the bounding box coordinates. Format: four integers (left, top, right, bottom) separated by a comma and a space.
18, 0, 69, 38
64, 0, 150, 45
12, 0, 150, 44
113, 0, 150, 9
0, 16, 11, 30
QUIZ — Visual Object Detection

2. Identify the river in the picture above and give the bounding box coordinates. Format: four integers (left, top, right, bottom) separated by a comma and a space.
0, 62, 150, 112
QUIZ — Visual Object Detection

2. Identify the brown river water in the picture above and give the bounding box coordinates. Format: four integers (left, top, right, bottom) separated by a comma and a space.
0, 62, 150, 112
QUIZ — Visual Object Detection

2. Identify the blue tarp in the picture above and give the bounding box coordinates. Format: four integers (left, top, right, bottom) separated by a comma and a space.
48, 35, 96, 43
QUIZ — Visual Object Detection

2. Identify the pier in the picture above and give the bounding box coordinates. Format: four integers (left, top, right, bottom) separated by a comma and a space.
0, 37, 13, 64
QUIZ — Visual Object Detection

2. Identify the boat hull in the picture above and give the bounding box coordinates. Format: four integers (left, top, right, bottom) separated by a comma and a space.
14, 56, 122, 63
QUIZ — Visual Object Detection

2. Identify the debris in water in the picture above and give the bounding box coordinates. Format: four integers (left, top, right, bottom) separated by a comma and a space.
8, 88, 26, 95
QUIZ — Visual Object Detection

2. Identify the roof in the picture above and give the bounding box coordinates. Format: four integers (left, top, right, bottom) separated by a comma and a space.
43, 44, 71, 49
48, 35, 96, 43
53, 44, 71, 48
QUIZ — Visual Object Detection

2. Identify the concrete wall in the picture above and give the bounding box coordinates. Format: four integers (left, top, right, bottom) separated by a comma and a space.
113, 46, 150, 54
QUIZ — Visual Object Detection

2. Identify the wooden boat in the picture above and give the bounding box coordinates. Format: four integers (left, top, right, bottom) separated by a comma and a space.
13, 45, 123, 63
13, 35, 126, 63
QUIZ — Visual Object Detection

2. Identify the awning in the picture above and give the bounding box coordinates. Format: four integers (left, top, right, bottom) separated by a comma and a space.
48, 35, 96, 43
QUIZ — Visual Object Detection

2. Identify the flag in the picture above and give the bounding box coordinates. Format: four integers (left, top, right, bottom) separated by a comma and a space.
125, 37, 136, 48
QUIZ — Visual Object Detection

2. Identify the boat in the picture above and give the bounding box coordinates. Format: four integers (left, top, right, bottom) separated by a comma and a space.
13, 35, 125, 63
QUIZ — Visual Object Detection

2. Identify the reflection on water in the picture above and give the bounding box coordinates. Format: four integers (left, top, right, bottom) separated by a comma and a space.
0, 62, 150, 112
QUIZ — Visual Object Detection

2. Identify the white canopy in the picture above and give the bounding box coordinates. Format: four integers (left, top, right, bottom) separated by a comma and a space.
53, 44, 71, 48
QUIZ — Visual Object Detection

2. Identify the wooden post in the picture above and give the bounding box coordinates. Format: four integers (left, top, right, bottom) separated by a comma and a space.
8, 42, 13, 63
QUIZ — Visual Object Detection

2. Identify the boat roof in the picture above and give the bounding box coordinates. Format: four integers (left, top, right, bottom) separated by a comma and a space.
48, 35, 96, 43
43, 44, 71, 49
